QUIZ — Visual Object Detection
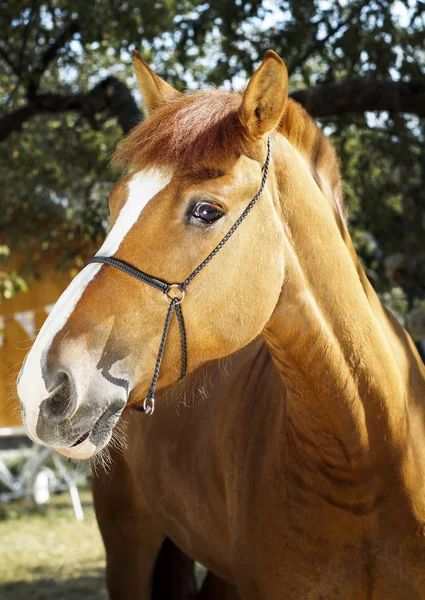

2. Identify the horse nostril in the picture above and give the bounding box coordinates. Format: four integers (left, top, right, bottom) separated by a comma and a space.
44, 369, 68, 394
43, 372, 77, 422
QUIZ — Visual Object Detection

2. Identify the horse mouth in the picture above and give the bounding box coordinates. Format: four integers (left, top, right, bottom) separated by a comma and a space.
71, 431, 91, 447
70, 401, 124, 450
54, 401, 125, 460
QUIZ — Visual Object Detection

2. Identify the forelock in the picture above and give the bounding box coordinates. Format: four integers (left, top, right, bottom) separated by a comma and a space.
113, 90, 250, 172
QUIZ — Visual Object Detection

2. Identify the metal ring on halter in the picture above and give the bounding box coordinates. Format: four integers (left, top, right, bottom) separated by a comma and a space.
143, 396, 155, 415
165, 284, 185, 305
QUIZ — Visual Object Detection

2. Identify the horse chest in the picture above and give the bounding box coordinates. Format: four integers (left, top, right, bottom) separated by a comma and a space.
131, 368, 425, 598
229, 477, 425, 599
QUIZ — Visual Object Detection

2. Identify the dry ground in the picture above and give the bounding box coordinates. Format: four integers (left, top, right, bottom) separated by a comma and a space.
0, 488, 107, 600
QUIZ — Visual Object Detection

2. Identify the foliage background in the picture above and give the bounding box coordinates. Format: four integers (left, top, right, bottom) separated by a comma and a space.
1, 0, 425, 331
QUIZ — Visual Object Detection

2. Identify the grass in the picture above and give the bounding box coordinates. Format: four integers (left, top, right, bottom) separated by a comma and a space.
0, 488, 107, 600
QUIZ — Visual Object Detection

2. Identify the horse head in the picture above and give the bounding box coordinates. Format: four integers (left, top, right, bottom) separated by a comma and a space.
18, 51, 288, 459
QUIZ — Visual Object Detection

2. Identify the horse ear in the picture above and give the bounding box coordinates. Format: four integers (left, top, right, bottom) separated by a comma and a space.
132, 50, 181, 114
238, 50, 288, 139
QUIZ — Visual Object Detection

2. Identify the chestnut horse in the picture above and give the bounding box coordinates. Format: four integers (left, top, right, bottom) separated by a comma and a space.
18, 50, 425, 599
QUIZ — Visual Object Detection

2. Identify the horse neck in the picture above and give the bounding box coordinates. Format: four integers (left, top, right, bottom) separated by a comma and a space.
262, 135, 425, 478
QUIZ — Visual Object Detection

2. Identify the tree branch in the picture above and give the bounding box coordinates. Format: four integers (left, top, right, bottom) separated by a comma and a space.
287, 14, 343, 76
18, 1, 37, 76
1, 77, 425, 143
286, 0, 371, 77
7, 3, 38, 107
0, 77, 142, 141
28, 17, 81, 99
290, 80, 425, 119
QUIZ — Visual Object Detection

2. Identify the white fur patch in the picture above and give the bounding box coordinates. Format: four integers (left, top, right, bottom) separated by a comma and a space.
96, 170, 171, 256
18, 169, 171, 444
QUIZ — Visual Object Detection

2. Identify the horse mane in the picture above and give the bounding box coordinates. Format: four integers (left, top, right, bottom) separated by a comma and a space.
113, 88, 345, 216
279, 99, 345, 218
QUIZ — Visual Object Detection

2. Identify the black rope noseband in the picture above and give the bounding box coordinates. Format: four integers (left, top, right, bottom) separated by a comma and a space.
87, 138, 271, 414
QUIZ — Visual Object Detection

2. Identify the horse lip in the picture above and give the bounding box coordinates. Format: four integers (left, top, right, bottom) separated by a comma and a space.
71, 431, 91, 447
90, 402, 124, 444
68, 402, 124, 449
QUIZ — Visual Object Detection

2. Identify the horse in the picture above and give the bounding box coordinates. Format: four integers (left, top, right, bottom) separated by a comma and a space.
17, 49, 425, 599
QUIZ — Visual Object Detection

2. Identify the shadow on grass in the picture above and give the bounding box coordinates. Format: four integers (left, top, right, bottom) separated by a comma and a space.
0, 569, 107, 600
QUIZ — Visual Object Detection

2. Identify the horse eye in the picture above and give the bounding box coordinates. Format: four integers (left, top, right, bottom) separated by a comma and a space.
190, 202, 224, 225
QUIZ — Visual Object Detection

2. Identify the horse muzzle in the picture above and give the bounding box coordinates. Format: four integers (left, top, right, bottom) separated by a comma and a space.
18, 353, 128, 460
37, 387, 125, 459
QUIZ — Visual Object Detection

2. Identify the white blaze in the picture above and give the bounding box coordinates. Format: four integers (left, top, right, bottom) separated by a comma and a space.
18, 169, 171, 444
